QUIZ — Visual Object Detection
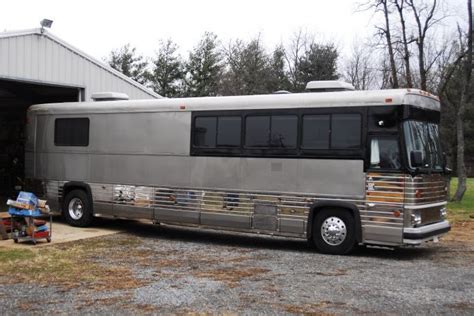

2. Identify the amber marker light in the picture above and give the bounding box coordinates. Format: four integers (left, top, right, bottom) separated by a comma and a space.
393, 210, 401, 218
415, 189, 422, 198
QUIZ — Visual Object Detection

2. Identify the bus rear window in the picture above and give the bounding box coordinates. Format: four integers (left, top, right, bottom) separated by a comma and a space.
54, 118, 89, 146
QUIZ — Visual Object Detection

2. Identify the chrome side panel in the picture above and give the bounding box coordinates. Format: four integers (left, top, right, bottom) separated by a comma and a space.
32, 110, 368, 241
363, 172, 449, 246
201, 212, 251, 229
405, 174, 447, 205
404, 174, 448, 227
43, 179, 365, 239
364, 173, 405, 244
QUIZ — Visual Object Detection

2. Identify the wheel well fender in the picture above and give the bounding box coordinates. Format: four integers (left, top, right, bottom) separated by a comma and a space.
62, 182, 94, 213
307, 201, 362, 243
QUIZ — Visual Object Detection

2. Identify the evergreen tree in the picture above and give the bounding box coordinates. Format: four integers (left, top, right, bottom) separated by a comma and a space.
148, 39, 184, 97
107, 44, 148, 85
296, 43, 339, 91
266, 45, 291, 92
185, 32, 222, 97
220, 37, 271, 95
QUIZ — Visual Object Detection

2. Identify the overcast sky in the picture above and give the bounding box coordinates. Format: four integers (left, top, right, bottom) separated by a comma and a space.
0, 0, 467, 62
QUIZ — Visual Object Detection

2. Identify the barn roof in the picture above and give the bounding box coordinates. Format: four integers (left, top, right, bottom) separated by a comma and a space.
0, 28, 161, 100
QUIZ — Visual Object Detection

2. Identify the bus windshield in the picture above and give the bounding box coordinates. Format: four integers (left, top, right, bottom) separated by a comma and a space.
403, 120, 443, 172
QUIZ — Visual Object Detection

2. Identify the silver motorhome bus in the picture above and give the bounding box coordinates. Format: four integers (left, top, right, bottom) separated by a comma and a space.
25, 88, 451, 254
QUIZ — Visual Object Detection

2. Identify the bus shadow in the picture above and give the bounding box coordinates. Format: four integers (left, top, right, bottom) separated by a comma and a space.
59, 216, 438, 260
94, 217, 316, 253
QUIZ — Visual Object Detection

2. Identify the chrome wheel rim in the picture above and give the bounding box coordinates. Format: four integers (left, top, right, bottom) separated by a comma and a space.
68, 198, 84, 220
321, 216, 347, 246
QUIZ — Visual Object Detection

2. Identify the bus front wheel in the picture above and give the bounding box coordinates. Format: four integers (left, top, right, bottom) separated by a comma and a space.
312, 208, 356, 255
63, 189, 93, 227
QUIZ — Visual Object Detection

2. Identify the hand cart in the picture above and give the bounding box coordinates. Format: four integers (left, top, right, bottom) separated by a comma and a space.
10, 210, 52, 244
6, 191, 52, 245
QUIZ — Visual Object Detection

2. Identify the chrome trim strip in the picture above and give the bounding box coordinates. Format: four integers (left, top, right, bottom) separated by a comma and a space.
403, 220, 450, 234
403, 233, 448, 245
404, 201, 447, 210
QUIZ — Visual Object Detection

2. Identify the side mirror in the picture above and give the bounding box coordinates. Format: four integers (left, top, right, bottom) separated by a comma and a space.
410, 151, 423, 167
442, 152, 452, 174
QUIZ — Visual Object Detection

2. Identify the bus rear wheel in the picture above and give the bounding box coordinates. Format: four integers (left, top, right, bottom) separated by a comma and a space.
63, 189, 93, 227
313, 208, 356, 255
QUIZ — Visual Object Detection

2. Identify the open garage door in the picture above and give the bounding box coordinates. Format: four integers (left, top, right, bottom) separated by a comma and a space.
0, 79, 81, 196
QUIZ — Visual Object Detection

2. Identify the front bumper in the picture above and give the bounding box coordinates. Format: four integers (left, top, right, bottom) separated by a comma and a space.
403, 220, 451, 245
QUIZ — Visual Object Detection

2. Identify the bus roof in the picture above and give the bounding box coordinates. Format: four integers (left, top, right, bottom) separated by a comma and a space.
28, 88, 440, 115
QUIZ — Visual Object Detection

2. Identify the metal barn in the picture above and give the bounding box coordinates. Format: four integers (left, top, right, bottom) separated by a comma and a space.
0, 28, 161, 194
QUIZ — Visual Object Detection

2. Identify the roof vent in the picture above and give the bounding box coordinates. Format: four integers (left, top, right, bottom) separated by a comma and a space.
305, 81, 355, 92
91, 92, 129, 101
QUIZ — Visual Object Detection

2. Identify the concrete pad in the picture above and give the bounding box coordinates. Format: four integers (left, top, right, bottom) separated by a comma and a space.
0, 214, 125, 249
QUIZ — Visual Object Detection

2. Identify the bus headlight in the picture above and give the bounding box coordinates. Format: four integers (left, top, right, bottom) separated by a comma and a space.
440, 208, 447, 219
411, 212, 422, 226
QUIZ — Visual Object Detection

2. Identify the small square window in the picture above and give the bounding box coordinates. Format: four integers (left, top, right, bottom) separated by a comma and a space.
54, 118, 89, 146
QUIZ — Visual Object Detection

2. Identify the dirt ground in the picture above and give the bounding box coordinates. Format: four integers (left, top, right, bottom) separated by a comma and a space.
0, 218, 473, 315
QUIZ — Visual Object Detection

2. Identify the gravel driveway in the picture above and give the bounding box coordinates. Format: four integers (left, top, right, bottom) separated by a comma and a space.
1, 219, 473, 315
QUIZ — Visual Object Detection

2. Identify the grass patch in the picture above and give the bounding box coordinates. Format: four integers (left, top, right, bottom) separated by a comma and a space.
448, 178, 474, 222
0, 249, 35, 262
0, 235, 150, 291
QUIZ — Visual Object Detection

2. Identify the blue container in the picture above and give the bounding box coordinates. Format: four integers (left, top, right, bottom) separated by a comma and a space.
16, 191, 38, 209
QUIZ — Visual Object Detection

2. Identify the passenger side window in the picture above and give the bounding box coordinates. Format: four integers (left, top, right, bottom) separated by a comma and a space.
245, 115, 297, 148
54, 118, 89, 146
270, 115, 297, 148
302, 115, 330, 149
217, 116, 241, 147
370, 136, 401, 169
194, 116, 242, 148
194, 117, 217, 147
245, 116, 270, 147
331, 114, 361, 149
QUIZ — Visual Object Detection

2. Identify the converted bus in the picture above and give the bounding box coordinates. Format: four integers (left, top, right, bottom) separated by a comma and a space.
25, 87, 451, 254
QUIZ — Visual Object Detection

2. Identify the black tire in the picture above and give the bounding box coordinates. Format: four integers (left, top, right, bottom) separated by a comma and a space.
312, 208, 356, 255
63, 189, 93, 227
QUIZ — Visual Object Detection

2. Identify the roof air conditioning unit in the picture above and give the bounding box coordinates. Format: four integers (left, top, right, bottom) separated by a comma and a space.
91, 92, 130, 101
305, 81, 355, 92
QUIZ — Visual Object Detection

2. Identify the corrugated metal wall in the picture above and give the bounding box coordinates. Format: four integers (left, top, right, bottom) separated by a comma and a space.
0, 31, 158, 100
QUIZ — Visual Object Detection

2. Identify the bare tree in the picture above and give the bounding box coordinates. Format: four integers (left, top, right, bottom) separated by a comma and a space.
377, 0, 400, 88
406, 0, 443, 91
343, 41, 377, 90
452, 0, 473, 201
284, 29, 313, 91
358, 0, 400, 88
392, 0, 413, 87
435, 0, 473, 202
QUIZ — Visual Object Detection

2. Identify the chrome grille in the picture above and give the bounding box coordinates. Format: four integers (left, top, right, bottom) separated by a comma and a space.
405, 174, 448, 205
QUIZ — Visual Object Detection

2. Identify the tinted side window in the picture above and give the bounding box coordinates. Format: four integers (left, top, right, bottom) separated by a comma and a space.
331, 114, 361, 149
245, 116, 270, 147
368, 106, 400, 131
302, 115, 330, 149
369, 136, 401, 170
217, 116, 241, 147
194, 117, 216, 147
54, 118, 89, 146
270, 115, 297, 148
